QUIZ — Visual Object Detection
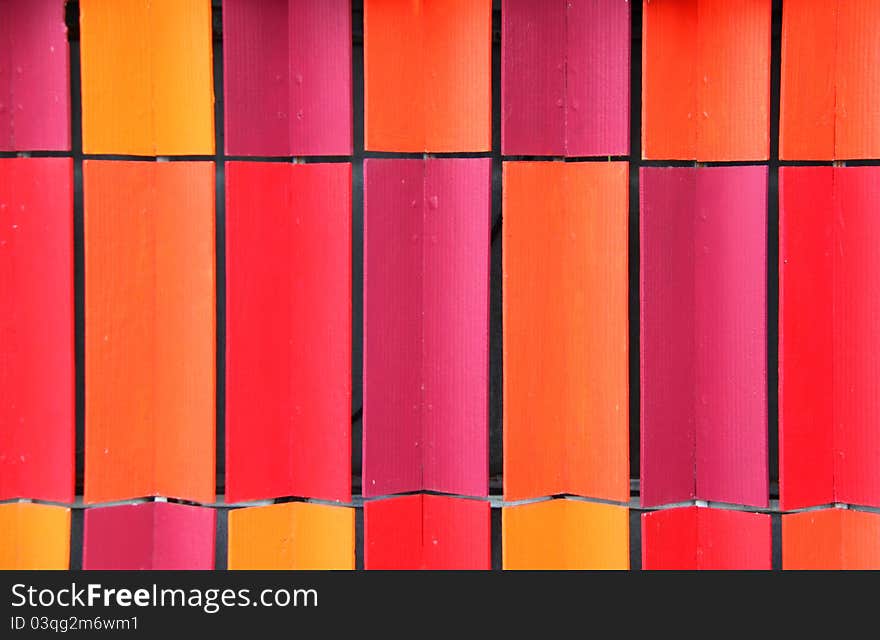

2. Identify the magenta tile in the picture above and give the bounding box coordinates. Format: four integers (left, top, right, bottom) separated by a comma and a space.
565, 0, 630, 156
501, 0, 566, 155
363, 158, 490, 497
0, 0, 70, 151
83, 503, 215, 570
223, 0, 352, 156
641, 166, 768, 507
501, 0, 629, 156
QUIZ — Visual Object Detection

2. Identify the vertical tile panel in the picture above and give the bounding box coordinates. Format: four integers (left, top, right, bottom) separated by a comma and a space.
500, 0, 566, 156
226, 162, 351, 502
225, 162, 291, 499
152, 163, 216, 502
0, 503, 70, 570
780, 509, 880, 570
565, 0, 630, 156
639, 168, 697, 506
363, 159, 424, 495
423, 0, 491, 152
84, 161, 215, 503
80, 0, 214, 155
697, 0, 771, 160
288, 0, 353, 155
228, 502, 355, 570
0, 158, 74, 502
363, 0, 424, 151
641, 167, 768, 507
84, 160, 154, 501
222, 0, 291, 156
504, 162, 628, 501
0, 1, 10, 148
779, 0, 837, 160
643, 506, 771, 569
784, 509, 880, 570
422, 158, 490, 496
841, 510, 880, 569
643, 0, 771, 160
364, 0, 491, 152
79, 0, 152, 154
363, 495, 423, 570
642, 507, 699, 570
835, 0, 880, 159
503, 499, 629, 570
693, 166, 768, 506
641, 0, 697, 159
567, 162, 629, 500
697, 506, 771, 569
223, 0, 352, 156
782, 509, 842, 570
364, 159, 489, 496
503, 162, 568, 499
150, 0, 214, 155
365, 495, 489, 570
83, 502, 215, 570
834, 167, 880, 507
778, 167, 834, 509
421, 495, 490, 570
503, 500, 569, 569
0, 0, 70, 151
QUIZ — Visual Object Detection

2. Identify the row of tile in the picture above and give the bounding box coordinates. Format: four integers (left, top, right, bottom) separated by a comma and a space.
4, 157, 877, 510
2, 0, 878, 158
3, 499, 877, 570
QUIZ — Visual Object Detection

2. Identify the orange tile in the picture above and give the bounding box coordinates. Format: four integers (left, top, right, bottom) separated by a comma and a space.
79, 0, 214, 155
228, 502, 354, 570
783, 508, 880, 570
642, 0, 697, 159
84, 161, 215, 503
0, 503, 69, 569
779, 0, 837, 159
643, 0, 770, 160
503, 161, 628, 501
502, 499, 629, 570
780, 0, 880, 159
364, 0, 491, 151
834, 0, 880, 159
